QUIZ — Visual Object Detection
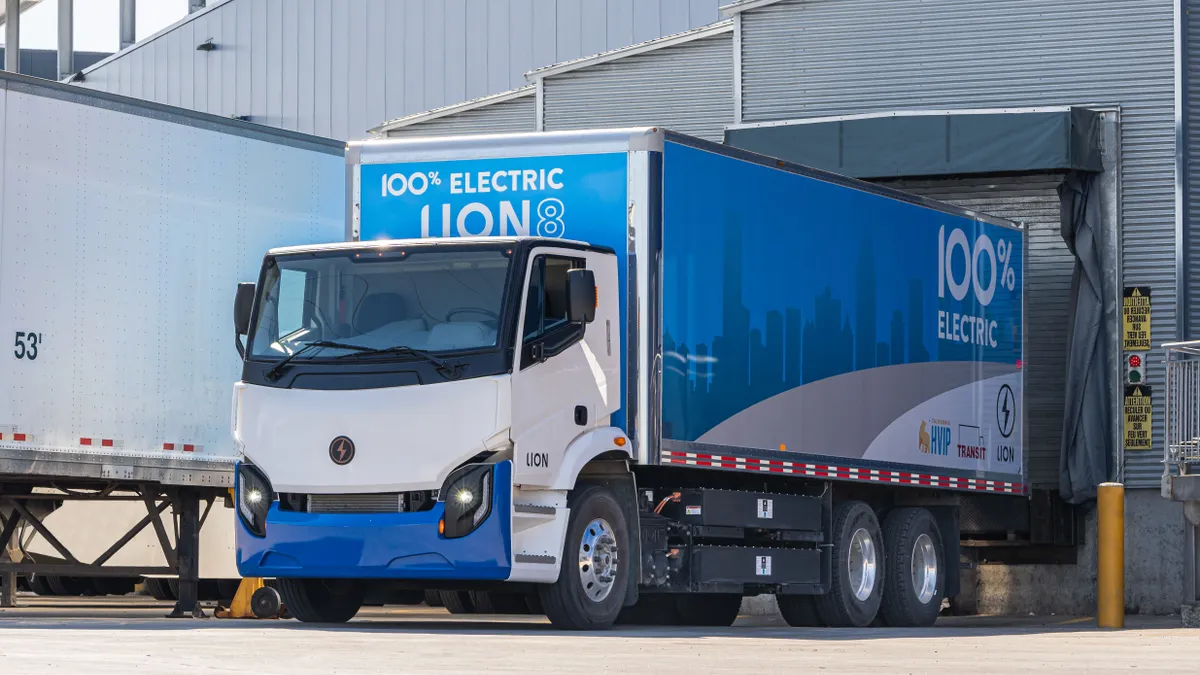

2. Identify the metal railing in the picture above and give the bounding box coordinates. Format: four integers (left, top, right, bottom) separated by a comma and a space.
1165, 341, 1200, 475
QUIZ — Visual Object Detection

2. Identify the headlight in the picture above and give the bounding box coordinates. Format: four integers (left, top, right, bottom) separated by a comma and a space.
237, 463, 273, 538
439, 463, 494, 538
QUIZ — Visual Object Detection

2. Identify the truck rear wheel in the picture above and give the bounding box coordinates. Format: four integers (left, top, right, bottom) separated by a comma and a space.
538, 484, 630, 630
878, 507, 945, 627
423, 590, 444, 607
777, 594, 826, 627
439, 590, 476, 614
469, 590, 533, 614
275, 578, 364, 623
673, 593, 742, 627
817, 500, 884, 627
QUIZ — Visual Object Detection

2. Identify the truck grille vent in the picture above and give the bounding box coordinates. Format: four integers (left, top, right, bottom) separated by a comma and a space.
306, 493, 404, 514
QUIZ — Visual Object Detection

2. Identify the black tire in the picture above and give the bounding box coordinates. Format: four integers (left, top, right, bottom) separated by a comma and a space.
614, 594, 679, 625
777, 594, 827, 627
816, 500, 884, 627
143, 577, 176, 601
423, 590, 444, 607
92, 577, 135, 596
251, 586, 283, 619
46, 576, 88, 596
538, 484, 631, 630
878, 507, 945, 628
439, 590, 476, 614
673, 594, 742, 627
524, 593, 543, 615
216, 579, 243, 604
274, 578, 364, 623
198, 580, 222, 601
28, 574, 54, 596
167, 579, 180, 599
469, 590, 531, 614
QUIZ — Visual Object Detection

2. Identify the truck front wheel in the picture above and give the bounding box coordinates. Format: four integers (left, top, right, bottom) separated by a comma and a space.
539, 484, 630, 630
275, 578, 364, 623
817, 500, 884, 627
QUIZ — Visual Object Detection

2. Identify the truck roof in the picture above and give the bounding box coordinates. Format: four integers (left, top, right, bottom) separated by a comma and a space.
267, 236, 600, 256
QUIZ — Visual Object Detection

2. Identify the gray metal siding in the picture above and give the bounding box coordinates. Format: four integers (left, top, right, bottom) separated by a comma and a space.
385, 94, 537, 138
77, 0, 724, 140
1187, 1, 1200, 345
542, 32, 733, 142
879, 175, 1069, 490
739, 0, 1173, 487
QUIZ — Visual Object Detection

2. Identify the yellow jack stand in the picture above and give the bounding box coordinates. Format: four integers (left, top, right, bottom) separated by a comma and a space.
215, 578, 281, 619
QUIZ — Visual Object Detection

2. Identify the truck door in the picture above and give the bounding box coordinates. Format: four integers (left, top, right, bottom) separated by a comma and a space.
510, 248, 617, 486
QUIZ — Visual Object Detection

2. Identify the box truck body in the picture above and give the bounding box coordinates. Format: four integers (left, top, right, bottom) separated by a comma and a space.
233, 128, 1024, 628
0, 71, 344, 594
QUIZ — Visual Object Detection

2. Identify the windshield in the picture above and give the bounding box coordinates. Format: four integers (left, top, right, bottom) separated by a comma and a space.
248, 248, 512, 361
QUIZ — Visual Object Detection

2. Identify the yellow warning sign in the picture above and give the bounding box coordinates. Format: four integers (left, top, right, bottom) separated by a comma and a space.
1122, 286, 1151, 351
1123, 385, 1152, 451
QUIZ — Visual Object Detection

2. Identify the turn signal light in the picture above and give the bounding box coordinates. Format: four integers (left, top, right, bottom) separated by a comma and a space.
614, 437, 626, 447
438, 519, 445, 535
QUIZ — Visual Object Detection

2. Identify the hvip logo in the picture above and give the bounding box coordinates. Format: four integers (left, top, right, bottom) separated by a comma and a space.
919, 420, 951, 456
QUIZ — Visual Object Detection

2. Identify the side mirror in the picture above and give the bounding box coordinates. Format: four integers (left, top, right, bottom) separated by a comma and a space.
566, 269, 597, 324
234, 282, 256, 357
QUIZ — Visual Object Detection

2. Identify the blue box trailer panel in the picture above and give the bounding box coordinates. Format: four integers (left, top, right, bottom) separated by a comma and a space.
659, 139, 1025, 491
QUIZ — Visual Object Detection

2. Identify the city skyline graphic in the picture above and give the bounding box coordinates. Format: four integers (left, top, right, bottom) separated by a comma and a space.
661, 213, 934, 441
659, 141, 1021, 444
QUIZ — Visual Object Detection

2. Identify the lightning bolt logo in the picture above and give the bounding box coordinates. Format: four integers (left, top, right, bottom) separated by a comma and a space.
996, 385, 1016, 438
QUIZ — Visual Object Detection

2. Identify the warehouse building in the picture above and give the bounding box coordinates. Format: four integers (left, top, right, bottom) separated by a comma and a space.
375, 20, 734, 141
73, 0, 725, 140
373, 0, 1198, 616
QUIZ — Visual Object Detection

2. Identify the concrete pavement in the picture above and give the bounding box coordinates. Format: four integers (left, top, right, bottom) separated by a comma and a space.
0, 597, 1195, 674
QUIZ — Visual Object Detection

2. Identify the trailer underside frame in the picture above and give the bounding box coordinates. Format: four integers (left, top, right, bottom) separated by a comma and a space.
0, 446, 234, 615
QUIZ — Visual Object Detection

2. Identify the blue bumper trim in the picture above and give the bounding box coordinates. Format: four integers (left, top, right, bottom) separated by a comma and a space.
236, 461, 512, 580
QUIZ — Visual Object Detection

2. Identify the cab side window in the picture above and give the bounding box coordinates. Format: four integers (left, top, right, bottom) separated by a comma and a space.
521, 254, 584, 368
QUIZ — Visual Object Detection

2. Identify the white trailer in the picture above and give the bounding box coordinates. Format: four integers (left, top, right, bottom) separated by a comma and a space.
0, 71, 344, 612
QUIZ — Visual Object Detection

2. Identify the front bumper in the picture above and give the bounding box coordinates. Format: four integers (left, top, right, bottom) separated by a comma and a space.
236, 461, 512, 580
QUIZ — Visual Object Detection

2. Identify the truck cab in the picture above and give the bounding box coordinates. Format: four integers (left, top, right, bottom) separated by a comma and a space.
232, 236, 632, 627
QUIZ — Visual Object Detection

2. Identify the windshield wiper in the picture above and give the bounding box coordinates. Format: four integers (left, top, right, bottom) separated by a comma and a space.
334, 345, 465, 380
265, 340, 373, 381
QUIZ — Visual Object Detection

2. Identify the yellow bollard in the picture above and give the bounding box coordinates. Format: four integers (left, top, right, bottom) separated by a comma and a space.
1097, 482, 1124, 628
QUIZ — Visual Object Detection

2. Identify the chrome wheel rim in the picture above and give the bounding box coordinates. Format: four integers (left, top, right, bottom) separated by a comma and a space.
848, 527, 878, 602
911, 533, 938, 604
578, 517, 618, 603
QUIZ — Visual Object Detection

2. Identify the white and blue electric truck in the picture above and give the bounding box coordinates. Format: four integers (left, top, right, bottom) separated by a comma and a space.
230, 129, 1026, 630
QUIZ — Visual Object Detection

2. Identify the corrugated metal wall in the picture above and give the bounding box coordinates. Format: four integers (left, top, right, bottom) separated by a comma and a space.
541, 31, 733, 141
77, 0, 723, 140
739, 0, 1174, 487
385, 93, 537, 138
878, 175, 1070, 490
1187, 1, 1200, 343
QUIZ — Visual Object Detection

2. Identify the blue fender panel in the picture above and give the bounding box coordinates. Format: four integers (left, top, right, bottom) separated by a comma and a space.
236, 461, 512, 580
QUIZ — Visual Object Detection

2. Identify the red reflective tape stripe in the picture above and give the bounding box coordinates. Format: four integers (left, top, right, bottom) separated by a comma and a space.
183, 444, 195, 452
12, 433, 26, 442
80, 438, 92, 446
163, 443, 175, 451
101, 439, 114, 447
659, 451, 1022, 494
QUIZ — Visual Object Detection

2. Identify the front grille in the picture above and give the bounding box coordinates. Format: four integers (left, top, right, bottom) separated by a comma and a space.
307, 493, 405, 514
